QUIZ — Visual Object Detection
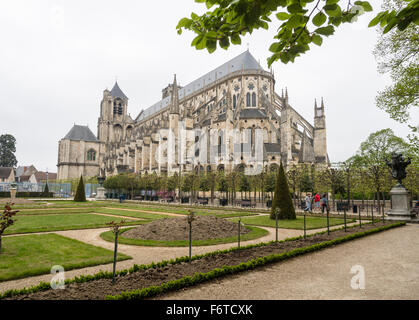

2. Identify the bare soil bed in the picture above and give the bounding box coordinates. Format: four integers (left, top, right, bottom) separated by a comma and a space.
5, 222, 398, 300
122, 215, 250, 241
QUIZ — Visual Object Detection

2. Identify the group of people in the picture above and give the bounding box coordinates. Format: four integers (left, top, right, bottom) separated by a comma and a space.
304, 193, 329, 214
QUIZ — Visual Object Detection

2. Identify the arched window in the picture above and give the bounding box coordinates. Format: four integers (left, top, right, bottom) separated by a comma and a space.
87, 149, 96, 161
246, 93, 250, 107
113, 99, 123, 115
252, 92, 256, 107
233, 94, 237, 109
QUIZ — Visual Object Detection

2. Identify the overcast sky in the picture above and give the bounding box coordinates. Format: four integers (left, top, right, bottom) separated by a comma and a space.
0, 0, 417, 173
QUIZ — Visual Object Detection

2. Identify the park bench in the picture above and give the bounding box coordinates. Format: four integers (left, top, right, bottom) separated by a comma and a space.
195, 197, 209, 205
236, 199, 255, 208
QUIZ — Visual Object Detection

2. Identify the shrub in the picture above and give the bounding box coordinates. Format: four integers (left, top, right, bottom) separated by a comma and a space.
271, 163, 296, 220
74, 176, 86, 202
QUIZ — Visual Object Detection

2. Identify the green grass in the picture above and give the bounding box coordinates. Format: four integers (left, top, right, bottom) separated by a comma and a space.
4, 213, 143, 235
0, 233, 131, 282
94, 208, 171, 220
100, 225, 268, 247
102, 203, 258, 217
17, 208, 96, 215
230, 215, 355, 230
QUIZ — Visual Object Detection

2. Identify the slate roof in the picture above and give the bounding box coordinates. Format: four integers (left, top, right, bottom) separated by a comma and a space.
110, 82, 128, 99
136, 50, 264, 122
16, 165, 37, 177
63, 125, 98, 142
240, 108, 268, 119
33, 171, 57, 182
0, 167, 13, 179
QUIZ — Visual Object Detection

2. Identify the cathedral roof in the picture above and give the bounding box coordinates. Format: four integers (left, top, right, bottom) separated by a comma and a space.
264, 143, 281, 153
240, 108, 268, 119
63, 125, 98, 142
136, 50, 264, 122
110, 82, 128, 100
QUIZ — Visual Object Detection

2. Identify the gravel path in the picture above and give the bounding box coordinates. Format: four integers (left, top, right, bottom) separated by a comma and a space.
0, 222, 355, 293
157, 224, 419, 300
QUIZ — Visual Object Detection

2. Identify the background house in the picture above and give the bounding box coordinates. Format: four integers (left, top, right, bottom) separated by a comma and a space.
15, 165, 37, 182
0, 167, 15, 182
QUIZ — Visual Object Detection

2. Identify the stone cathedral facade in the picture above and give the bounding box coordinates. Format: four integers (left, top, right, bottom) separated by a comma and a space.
57, 51, 329, 180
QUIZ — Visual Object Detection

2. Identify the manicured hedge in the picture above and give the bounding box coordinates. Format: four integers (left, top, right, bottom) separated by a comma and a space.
0, 221, 405, 300
0, 192, 54, 198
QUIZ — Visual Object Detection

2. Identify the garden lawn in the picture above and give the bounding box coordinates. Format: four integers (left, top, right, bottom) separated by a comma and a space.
231, 215, 355, 230
100, 226, 268, 247
4, 213, 142, 235
95, 208, 170, 220
0, 234, 130, 282
17, 208, 95, 215
102, 204, 258, 218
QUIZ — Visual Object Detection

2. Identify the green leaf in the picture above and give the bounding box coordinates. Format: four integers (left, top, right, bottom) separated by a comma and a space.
176, 17, 191, 29
206, 39, 217, 53
231, 34, 241, 45
196, 36, 207, 50
314, 25, 335, 36
287, 3, 303, 14
383, 17, 398, 33
361, 1, 373, 12
312, 34, 323, 46
276, 12, 290, 20
312, 11, 327, 26
206, 31, 218, 39
287, 14, 304, 28
269, 42, 285, 53
354, 1, 373, 12
324, 4, 342, 18
219, 37, 230, 50
368, 11, 386, 27
191, 34, 203, 46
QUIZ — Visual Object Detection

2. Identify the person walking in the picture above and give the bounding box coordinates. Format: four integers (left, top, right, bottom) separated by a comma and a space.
304, 194, 312, 213
314, 193, 320, 212
321, 194, 328, 214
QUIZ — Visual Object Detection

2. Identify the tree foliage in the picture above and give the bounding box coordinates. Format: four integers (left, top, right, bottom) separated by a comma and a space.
177, 0, 418, 65
271, 163, 296, 220
0, 134, 17, 167
373, 0, 419, 159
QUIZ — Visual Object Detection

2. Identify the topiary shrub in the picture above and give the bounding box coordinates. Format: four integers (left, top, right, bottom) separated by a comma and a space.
42, 183, 50, 197
74, 175, 86, 202
270, 163, 296, 220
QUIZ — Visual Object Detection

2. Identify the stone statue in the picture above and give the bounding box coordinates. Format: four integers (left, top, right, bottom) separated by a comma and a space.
386, 152, 411, 185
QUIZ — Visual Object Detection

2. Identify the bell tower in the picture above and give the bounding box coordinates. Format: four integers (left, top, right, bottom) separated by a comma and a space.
97, 81, 129, 143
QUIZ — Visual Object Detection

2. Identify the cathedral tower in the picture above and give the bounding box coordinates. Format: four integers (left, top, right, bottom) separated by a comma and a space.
97, 81, 129, 144
313, 98, 328, 163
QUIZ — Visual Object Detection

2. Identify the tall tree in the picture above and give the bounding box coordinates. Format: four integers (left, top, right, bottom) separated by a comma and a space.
0, 134, 17, 167
356, 128, 408, 214
177, 0, 418, 65
373, 0, 419, 155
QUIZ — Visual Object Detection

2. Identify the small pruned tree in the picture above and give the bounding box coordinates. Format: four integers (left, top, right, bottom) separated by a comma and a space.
43, 183, 50, 198
74, 175, 86, 202
271, 163, 296, 220
0, 203, 19, 253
